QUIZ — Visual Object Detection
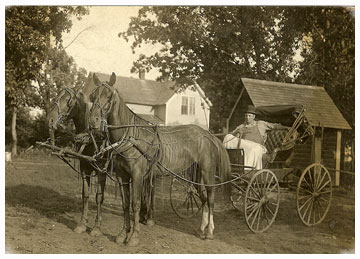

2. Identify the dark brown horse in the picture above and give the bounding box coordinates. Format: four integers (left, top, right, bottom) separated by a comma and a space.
47, 74, 113, 237
87, 73, 232, 246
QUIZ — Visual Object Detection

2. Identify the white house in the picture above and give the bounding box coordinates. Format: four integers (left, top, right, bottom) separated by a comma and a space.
95, 72, 212, 129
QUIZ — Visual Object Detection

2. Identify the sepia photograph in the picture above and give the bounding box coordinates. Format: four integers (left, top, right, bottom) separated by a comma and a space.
3, 1, 356, 254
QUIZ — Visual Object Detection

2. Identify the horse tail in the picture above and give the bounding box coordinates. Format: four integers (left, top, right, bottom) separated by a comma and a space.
214, 136, 232, 197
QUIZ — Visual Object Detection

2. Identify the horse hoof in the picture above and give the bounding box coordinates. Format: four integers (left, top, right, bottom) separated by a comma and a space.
116, 235, 126, 245
146, 219, 155, 226
74, 224, 87, 234
206, 234, 214, 240
199, 233, 206, 240
90, 227, 103, 237
126, 238, 139, 247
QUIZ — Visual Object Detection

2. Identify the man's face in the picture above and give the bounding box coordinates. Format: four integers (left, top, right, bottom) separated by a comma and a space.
245, 112, 256, 124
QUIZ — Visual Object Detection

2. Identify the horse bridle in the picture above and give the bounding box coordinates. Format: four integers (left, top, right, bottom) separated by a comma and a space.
51, 87, 77, 128
89, 83, 116, 133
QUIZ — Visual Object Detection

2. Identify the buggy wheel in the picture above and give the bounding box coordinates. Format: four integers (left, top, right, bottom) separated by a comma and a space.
244, 169, 280, 233
296, 163, 332, 226
170, 176, 202, 219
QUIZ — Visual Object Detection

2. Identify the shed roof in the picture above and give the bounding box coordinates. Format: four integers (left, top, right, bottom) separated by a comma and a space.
241, 78, 351, 130
96, 73, 175, 105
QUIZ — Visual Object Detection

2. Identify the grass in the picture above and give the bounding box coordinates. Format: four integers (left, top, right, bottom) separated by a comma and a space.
5, 150, 84, 219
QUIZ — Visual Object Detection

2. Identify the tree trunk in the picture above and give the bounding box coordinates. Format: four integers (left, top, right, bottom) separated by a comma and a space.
11, 105, 18, 156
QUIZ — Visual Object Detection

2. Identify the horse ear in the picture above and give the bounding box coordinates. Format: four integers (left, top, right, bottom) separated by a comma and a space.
108, 72, 116, 86
93, 73, 101, 86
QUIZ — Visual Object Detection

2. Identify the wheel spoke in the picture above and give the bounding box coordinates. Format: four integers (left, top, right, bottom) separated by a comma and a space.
249, 185, 261, 200
246, 195, 261, 202
256, 205, 262, 230
247, 202, 259, 219
318, 190, 331, 195
297, 193, 312, 200
301, 175, 312, 190
317, 179, 331, 192
315, 168, 327, 190
255, 176, 262, 196
264, 203, 275, 217
302, 197, 313, 222
246, 202, 259, 212
266, 183, 278, 196
317, 195, 330, 205
250, 206, 261, 228
263, 206, 270, 224
298, 187, 313, 195
265, 175, 275, 193
299, 195, 313, 212
314, 165, 321, 190
306, 198, 314, 224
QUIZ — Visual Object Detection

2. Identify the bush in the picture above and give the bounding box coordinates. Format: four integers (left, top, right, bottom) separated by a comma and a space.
5, 107, 49, 149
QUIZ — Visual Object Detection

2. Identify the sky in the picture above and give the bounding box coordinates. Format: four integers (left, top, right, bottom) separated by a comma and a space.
62, 6, 161, 80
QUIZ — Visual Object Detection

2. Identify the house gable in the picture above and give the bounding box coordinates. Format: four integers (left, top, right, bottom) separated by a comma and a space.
93, 73, 210, 128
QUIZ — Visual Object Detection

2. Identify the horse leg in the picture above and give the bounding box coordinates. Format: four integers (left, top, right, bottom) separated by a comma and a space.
116, 176, 131, 244
205, 185, 215, 240
198, 182, 208, 240
90, 172, 106, 237
145, 180, 155, 226
140, 176, 155, 226
74, 169, 90, 233
126, 171, 143, 247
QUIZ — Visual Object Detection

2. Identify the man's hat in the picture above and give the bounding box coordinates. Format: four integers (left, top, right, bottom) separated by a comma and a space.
245, 105, 257, 115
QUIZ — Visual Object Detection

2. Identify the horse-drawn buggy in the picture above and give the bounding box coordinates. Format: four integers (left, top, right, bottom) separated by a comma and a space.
170, 104, 333, 233
37, 73, 333, 245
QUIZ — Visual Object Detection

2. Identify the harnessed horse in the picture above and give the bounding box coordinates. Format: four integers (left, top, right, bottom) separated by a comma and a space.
47, 76, 110, 237
47, 73, 156, 238
87, 73, 232, 246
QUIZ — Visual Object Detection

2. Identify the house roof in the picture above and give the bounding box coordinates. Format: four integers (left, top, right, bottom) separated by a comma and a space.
96, 73, 175, 105
241, 78, 351, 130
137, 114, 164, 125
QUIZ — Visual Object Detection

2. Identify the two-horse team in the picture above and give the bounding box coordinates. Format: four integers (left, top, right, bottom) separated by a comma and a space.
47, 73, 232, 246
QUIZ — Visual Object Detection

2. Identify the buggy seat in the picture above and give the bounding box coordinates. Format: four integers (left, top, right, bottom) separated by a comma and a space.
263, 128, 297, 167
226, 128, 297, 169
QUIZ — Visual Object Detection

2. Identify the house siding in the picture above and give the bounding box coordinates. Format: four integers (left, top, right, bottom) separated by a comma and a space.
166, 88, 210, 129
154, 104, 166, 122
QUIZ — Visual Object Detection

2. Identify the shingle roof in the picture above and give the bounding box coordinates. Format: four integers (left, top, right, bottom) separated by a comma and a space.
241, 78, 351, 130
96, 73, 175, 105
137, 114, 164, 125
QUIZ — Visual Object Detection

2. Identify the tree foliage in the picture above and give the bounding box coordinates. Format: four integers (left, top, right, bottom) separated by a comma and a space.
120, 6, 300, 132
120, 6, 354, 135
5, 6, 89, 107
35, 47, 88, 116
283, 7, 355, 133
5, 6, 89, 154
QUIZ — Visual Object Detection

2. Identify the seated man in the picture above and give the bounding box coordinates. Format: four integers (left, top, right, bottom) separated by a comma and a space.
223, 105, 290, 169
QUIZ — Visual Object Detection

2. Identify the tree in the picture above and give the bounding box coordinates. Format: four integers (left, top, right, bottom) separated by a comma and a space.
35, 47, 88, 116
5, 6, 89, 155
119, 6, 299, 132
283, 7, 355, 135
120, 6, 354, 136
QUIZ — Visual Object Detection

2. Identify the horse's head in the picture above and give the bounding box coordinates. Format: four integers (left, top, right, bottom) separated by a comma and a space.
47, 87, 79, 131
87, 72, 117, 133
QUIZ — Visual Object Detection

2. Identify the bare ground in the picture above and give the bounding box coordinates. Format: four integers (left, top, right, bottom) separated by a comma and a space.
5, 157, 355, 254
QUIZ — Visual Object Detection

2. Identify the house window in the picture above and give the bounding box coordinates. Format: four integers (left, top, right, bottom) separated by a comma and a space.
189, 97, 195, 115
181, 96, 188, 115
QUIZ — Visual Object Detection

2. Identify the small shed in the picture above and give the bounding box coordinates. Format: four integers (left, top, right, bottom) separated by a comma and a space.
225, 78, 351, 186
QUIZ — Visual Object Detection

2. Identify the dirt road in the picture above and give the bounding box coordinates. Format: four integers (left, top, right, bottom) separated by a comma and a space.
5, 158, 355, 254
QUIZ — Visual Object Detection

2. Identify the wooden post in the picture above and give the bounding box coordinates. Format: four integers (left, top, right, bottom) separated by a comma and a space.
313, 126, 323, 164
335, 130, 342, 186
